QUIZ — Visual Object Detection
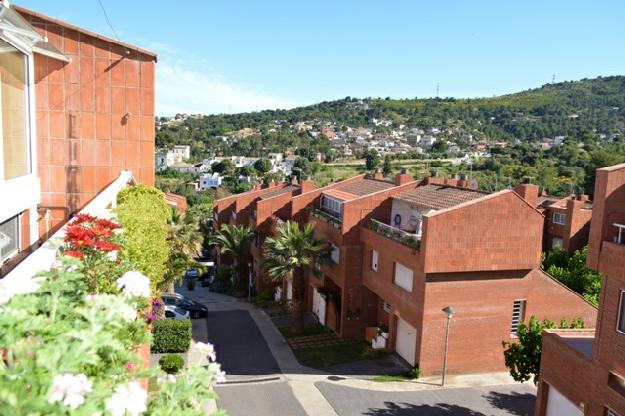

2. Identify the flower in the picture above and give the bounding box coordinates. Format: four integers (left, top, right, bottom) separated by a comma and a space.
116, 272, 151, 298
85, 294, 136, 322
94, 240, 121, 252
64, 250, 85, 259
126, 362, 136, 371
157, 374, 177, 384
192, 342, 216, 362
208, 363, 226, 383
106, 381, 147, 416
48, 373, 92, 409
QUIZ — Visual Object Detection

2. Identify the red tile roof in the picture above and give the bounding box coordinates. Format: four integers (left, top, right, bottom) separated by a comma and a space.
335, 178, 395, 197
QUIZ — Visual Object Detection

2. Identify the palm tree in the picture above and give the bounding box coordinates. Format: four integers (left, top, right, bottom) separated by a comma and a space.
163, 208, 203, 291
263, 221, 327, 335
210, 224, 254, 293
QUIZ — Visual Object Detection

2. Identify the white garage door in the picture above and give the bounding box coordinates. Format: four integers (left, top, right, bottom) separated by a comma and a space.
396, 317, 417, 365
312, 288, 326, 325
545, 385, 583, 416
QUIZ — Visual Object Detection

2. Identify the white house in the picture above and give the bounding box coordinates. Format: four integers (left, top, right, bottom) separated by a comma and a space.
199, 173, 223, 190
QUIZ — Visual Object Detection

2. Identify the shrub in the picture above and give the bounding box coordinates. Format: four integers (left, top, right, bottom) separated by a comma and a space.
159, 354, 185, 374
408, 366, 421, 379
151, 319, 192, 353
117, 185, 171, 290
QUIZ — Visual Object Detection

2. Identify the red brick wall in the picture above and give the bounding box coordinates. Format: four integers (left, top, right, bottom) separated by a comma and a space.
16, 8, 156, 238
422, 191, 543, 273
418, 269, 597, 375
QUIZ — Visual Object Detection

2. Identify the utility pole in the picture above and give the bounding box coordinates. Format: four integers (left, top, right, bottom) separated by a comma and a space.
552, 74, 556, 84
436, 83, 440, 97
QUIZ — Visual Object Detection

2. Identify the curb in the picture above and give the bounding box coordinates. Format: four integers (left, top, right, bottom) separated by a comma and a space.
219, 375, 282, 385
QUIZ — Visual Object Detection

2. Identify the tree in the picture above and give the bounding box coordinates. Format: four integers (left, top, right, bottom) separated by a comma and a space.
502, 316, 584, 384
292, 157, 310, 180
210, 224, 254, 293
263, 221, 328, 335
212, 159, 234, 176
431, 140, 449, 154
254, 158, 273, 175
163, 208, 203, 291
237, 165, 255, 177
365, 148, 380, 171
382, 155, 393, 176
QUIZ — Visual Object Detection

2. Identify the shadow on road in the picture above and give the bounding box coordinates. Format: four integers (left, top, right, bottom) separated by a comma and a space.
484, 390, 536, 416
363, 402, 486, 416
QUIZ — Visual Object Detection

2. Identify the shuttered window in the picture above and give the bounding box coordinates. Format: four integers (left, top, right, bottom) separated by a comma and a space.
393, 262, 413, 292
0, 215, 19, 263
511, 300, 526, 335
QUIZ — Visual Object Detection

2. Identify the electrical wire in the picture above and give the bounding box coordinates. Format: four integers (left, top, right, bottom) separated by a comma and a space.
96, 0, 120, 41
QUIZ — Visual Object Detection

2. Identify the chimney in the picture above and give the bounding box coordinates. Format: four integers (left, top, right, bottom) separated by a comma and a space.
373, 169, 385, 180
513, 183, 539, 207
444, 178, 459, 187
394, 168, 413, 186
300, 177, 316, 193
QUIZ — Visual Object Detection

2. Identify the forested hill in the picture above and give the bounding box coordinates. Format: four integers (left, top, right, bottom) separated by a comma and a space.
157, 76, 625, 152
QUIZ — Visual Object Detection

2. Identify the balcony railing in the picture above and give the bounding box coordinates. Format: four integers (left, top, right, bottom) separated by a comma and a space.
368, 219, 421, 251
309, 207, 342, 228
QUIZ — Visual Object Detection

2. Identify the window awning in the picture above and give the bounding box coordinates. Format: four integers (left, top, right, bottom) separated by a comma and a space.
0, 1, 69, 62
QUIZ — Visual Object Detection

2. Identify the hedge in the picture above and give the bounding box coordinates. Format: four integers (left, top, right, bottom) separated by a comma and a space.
116, 184, 170, 290
151, 319, 192, 353
159, 354, 185, 374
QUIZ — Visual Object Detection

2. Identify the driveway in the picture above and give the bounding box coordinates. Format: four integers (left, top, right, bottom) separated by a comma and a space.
315, 382, 536, 416
206, 309, 280, 376
216, 381, 306, 416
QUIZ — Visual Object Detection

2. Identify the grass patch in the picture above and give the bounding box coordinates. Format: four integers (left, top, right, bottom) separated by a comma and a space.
370, 367, 421, 382
279, 323, 329, 338
292, 342, 391, 369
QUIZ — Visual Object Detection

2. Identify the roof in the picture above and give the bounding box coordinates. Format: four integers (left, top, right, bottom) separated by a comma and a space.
335, 178, 395, 197
259, 185, 300, 200
13, 5, 157, 60
393, 185, 489, 210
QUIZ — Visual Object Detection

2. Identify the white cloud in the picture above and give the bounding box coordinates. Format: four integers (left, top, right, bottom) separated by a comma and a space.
155, 60, 298, 116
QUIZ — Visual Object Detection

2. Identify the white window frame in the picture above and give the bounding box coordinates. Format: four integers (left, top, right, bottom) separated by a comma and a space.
617, 291, 625, 335
552, 212, 566, 225
511, 299, 526, 335
371, 249, 378, 271
321, 195, 342, 218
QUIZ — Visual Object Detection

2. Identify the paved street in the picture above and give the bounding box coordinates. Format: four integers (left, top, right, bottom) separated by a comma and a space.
216, 380, 307, 416
315, 382, 536, 416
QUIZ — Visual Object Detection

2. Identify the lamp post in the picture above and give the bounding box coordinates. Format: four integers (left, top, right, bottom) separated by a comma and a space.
248, 262, 253, 304
441, 305, 455, 387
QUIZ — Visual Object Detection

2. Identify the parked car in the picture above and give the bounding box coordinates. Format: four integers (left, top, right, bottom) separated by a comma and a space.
163, 305, 190, 320
161, 293, 208, 319
185, 269, 200, 279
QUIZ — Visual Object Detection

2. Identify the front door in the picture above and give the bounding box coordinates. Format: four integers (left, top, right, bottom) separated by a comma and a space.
395, 317, 417, 365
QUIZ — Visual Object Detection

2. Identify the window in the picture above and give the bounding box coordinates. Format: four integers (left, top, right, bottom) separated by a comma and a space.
606, 408, 622, 416
393, 262, 413, 292
330, 243, 340, 264
617, 291, 625, 334
0, 215, 19, 263
321, 195, 342, 218
371, 250, 378, 271
551, 237, 563, 249
382, 301, 391, 313
511, 300, 526, 335
552, 212, 566, 225
0, 39, 30, 180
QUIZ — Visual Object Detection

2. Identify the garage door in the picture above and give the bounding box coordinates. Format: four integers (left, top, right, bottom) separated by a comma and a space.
312, 288, 326, 325
396, 317, 417, 365
545, 385, 583, 416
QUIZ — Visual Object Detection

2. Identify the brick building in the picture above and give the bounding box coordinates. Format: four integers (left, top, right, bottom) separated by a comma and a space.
213, 171, 597, 375
535, 163, 625, 416
0, 2, 156, 276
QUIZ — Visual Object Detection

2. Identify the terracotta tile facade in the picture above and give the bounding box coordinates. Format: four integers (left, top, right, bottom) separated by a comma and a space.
535, 163, 625, 416
15, 6, 156, 238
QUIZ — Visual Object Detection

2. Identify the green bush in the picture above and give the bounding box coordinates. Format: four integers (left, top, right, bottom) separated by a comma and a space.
151, 319, 192, 353
159, 354, 185, 374
117, 184, 171, 290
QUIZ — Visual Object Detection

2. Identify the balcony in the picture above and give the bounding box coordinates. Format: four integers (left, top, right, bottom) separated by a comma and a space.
368, 219, 421, 251
309, 207, 342, 228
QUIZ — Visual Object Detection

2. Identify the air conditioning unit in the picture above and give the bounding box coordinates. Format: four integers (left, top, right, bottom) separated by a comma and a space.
382, 302, 391, 313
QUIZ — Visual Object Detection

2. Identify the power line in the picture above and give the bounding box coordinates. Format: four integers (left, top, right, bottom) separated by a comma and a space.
97, 0, 120, 41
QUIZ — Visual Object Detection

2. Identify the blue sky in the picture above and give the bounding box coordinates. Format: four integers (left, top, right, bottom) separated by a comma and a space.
17, 0, 625, 115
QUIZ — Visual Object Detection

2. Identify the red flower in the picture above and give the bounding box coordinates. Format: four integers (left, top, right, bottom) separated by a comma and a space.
64, 250, 85, 259
72, 214, 97, 225
94, 240, 121, 252
96, 218, 121, 230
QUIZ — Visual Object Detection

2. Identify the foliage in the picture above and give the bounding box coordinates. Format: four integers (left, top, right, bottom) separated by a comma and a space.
254, 158, 273, 174
263, 221, 328, 334
502, 316, 584, 384
117, 185, 171, 291
542, 246, 601, 306
151, 319, 192, 353
210, 266, 234, 295
365, 148, 380, 171
159, 354, 185, 375
163, 208, 203, 291
210, 224, 254, 293
382, 155, 393, 176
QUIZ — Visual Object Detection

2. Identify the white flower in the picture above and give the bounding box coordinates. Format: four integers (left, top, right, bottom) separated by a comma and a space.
85, 294, 136, 322
207, 363, 226, 384
192, 342, 216, 362
106, 250, 118, 262
48, 373, 92, 409
0, 275, 41, 305
106, 381, 147, 416
116, 272, 151, 298
157, 374, 177, 384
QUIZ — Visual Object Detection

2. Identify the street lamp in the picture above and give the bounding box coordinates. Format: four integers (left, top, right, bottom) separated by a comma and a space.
441, 305, 455, 387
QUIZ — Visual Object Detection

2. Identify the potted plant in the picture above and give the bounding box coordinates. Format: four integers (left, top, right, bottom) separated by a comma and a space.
377, 323, 389, 339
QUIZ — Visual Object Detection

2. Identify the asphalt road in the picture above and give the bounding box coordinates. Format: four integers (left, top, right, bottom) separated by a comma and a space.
315, 382, 536, 416
216, 381, 307, 416
206, 309, 281, 376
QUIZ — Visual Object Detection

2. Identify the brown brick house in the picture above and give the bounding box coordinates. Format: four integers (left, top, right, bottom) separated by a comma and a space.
535, 163, 625, 416
0, 2, 156, 277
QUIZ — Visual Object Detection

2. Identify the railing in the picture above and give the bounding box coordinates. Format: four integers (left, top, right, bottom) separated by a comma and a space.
309, 207, 342, 228
2, 171, 135, 283
368, 219, 421, 251
612, 222, 625, 245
